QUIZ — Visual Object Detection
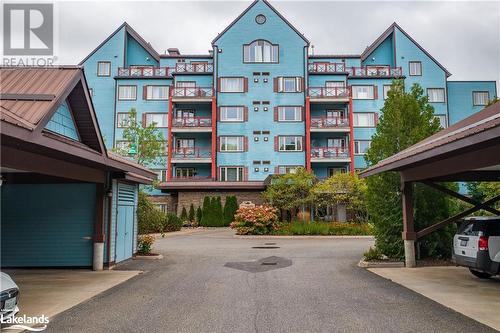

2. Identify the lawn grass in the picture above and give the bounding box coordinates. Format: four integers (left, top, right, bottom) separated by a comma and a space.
272, 221, 374, 236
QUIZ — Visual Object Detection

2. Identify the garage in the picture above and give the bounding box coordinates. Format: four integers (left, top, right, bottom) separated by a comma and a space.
0, 67, 156, 269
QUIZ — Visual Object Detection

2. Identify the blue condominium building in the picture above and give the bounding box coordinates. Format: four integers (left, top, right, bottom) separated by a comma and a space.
80, 0, 497, 212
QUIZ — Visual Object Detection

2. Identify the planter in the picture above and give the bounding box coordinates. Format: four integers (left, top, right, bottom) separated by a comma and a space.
133, 253, 163, 260
358, 258, 404, 268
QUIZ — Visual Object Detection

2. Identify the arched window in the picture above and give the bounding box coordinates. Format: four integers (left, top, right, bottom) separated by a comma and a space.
243, 40, 278, 63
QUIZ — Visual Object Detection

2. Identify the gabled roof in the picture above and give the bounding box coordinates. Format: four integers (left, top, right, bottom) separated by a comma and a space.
212, 0, 309, 46
361, 22, 451, 77
79, 22, 160, 65
0, 66, 156, 182
360, 101, 500, 178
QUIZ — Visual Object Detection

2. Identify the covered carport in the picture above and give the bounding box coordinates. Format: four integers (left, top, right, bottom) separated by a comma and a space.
360, 102, 500, 267
1, 66, 156, 270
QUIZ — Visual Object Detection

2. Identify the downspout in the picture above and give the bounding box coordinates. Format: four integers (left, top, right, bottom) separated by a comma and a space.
211, 96, 217, 180
167, 96, 173, 180
304, 45, 311, 171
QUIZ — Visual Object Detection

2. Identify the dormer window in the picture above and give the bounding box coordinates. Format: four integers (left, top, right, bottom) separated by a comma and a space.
243, 40, 278, 63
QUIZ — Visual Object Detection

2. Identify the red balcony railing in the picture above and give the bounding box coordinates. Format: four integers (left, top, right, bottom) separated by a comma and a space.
170, 176, 212, 182
308, 62, 346, 73
117, 67, 172, 77
310, 116, 349, 128
171, 87, 214, 98
172, 147, 211, 159
311, 147, 350, 159
307, 87, 351, 99
347, 66, 402, 77
175, 63, 213, 73
172, 116, 212, 128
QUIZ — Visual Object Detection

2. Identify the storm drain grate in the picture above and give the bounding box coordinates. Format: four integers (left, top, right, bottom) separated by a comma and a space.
224, 256, 292, 273
252, 246, 280, 249
261, 262, 277, 266
264, 242, 276, 245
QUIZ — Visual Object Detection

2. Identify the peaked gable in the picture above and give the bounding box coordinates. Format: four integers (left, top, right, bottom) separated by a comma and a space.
45, 100, 80, 141
361, 23, 451, 76
79, 22, 159, 65
212, 0, 309, 45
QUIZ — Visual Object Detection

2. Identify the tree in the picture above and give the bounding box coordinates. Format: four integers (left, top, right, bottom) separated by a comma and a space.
223, 196, 239, 226
114, 108, 165, 165
180, 207, 188, 222
200, 196, 212, 227
196, 206, 203, 223
466, 182, 500, 210
365, 79, 456, 259
262, 167, 315, 220
213, 196, 224, 226
311, 173, 367, 222
188, 204, 196, 223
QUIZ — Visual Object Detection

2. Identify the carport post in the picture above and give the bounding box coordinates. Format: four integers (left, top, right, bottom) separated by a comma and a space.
401, 181, 416, 268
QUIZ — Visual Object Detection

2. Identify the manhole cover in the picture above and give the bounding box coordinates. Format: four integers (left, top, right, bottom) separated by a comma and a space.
224, 256, 292, 273
252, 246, 280, 249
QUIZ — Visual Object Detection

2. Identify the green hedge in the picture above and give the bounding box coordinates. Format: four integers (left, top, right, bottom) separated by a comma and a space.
138, 191, 182, 234
272, 221, 374, 236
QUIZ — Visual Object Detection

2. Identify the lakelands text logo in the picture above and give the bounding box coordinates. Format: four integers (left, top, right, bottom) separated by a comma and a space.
1, 314, 49, 331
3, 3, 53, 56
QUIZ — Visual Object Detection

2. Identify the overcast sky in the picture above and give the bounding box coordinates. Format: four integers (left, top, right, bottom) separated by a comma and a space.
57, 0, 499, 83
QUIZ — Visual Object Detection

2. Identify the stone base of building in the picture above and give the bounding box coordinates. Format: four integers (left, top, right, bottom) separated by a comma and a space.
170, 190, 264, 215
148, 194, 176, 213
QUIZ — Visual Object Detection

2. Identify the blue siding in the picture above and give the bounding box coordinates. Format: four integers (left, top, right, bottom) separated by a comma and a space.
45, 100, 80, 141
362, 34, 394, 67
447, 81, 497, 124
1, 184, 96, 267
126, 33, 158, 67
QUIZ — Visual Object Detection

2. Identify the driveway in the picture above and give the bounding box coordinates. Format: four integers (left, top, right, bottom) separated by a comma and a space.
45, 229, 495, 332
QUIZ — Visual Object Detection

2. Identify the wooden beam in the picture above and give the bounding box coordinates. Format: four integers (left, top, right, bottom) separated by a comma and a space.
421, 181, 500, 215
93, 184, 106, 242
401, 181, 416, 240
416, 194, 500, 239
1, 145, 106, 183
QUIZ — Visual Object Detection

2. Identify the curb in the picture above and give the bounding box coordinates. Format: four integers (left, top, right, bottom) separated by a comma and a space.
133, 254, 163, 260
234, 235, 375, 239
358, 259, 405, 268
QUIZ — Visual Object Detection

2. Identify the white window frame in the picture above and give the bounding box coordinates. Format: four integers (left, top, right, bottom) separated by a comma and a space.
118, 85, 137, 100
409, 61, 422, 76
154, 169, 167, 182
278, 166, 300, 174
278, 106, 302, 122
278, 77, 302, 93
243, 40, 279, 63
427, 88, 446, 103
353, 113, 376, 127
328, 167, 347, 177
144, 113, 168, 128
383, 85, 391, 100
352, 85, 374, 100
220, 77, 244, 93
279, 136, 303, 152
116, 112, 134, 128
97, 61, 111, 76
472, 91, 489, 106
176, 167, 196, 178
435, 115, 448, 128
145, 86, 169, 100
219, 167, 244, 182
220, 136, 244, 152
220, 106, 244, 122
354, 140, 371, 155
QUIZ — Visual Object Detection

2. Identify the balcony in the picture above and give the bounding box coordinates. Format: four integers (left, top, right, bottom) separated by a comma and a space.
307, 87, 351, 102
311, 146, 350, 163
308, 62, 347, 74
310, 116, 350, 132
171, 147, 212, 163
117, 67, 172, 78
347, 66, 402, 77
175, 63, 213, 74
169, 176, 212, 182
170, 87, 214, 102
172, 116, 212, 132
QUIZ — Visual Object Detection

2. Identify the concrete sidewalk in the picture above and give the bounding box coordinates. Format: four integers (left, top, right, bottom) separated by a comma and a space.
2, 269, 140, 326
369, 266, 500, 331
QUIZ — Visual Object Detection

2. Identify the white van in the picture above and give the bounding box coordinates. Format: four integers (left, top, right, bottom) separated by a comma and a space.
452, 217, 500, 279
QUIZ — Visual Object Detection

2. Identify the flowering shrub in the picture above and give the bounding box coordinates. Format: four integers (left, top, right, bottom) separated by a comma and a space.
137, 234, 155, 254
230, 205, 279, 235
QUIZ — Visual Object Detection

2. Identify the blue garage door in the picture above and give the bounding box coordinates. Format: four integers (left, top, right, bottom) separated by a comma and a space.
1, 183, 96, 267
115, 183, 135, 263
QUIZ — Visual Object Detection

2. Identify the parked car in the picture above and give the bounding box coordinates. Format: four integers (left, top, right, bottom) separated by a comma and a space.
452, 216, 500, 279
0, 272, 19, 320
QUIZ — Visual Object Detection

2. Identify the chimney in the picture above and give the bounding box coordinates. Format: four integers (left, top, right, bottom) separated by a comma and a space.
167, 48, 181, 56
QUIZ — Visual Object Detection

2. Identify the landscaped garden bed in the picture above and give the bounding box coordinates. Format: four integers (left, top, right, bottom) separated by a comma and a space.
272, 221, 373, 236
